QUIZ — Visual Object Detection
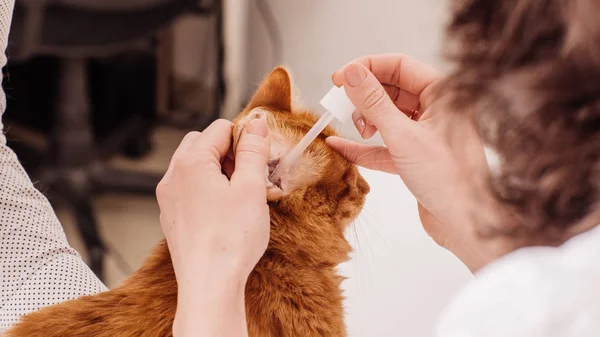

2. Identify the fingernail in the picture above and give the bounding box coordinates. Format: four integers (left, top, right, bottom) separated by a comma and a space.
345, 63, 367, 87
331, 72, 342, 87
246, 119, 268, 138
356, 117, 367, 135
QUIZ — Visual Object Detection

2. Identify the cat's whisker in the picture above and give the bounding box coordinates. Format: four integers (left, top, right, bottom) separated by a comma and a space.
351, 147, 383, 165
360, 208, 390, 252
347, 219, 366, 290
351, 220, 369, 274
353, 216, 374, 291
342, 142, 353, 163
349, 220, 362, 257
354, 154, 395, 171
350, 141, 362, 163
356, 217, 376, 258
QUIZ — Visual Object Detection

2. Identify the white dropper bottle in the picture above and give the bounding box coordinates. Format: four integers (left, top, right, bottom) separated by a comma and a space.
269, 86, 356, 183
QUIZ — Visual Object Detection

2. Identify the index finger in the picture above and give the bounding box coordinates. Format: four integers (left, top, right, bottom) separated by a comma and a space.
177, 119, 233, 177
192, 119, 233, 157
332, 54, 441, 109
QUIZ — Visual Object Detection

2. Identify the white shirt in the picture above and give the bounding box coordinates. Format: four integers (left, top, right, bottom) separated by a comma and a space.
436, 225, 600, 337
0, 1, 106, 332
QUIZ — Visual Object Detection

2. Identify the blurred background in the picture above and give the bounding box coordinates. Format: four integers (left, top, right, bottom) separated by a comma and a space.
2, 0, 471, 336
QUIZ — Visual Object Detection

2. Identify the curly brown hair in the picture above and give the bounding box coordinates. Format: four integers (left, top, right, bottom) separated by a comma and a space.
443, 0, 600, 242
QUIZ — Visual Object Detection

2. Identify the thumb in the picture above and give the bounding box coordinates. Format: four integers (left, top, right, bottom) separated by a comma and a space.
342, 62, 413, 144
232, 118, 271, 188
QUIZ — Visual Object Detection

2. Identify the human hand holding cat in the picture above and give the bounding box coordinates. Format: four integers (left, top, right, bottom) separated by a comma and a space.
327, 54, 504, 272
156, 118, 271, 337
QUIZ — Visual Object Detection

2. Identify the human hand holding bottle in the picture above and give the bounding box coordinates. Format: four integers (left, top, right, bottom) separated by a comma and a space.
328, 54, 506, 271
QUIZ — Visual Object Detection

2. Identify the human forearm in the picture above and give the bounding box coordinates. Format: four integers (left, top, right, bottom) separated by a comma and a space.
173, 271, 249, 337
158, 118, 271, 337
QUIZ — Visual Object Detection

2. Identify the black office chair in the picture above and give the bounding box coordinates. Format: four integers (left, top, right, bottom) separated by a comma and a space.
5, 0, 224, 281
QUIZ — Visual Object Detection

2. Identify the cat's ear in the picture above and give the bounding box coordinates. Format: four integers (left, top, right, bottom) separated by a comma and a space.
245, 67, 292, 112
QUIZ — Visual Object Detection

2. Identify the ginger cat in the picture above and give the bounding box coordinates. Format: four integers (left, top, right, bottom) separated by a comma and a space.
6, 67, 370, 337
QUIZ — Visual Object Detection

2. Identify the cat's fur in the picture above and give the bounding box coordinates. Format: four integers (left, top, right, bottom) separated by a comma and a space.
6, 67, 370, 337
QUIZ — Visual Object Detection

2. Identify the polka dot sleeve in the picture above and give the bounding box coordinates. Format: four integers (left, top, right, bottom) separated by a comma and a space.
0, 1, 108, 332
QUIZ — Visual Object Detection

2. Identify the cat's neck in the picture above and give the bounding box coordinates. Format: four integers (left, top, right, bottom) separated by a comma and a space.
243, 209, 351, 336
268, 207, 352, 267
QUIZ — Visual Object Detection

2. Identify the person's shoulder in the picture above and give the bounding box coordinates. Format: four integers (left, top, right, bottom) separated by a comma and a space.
434, 226, 600, 337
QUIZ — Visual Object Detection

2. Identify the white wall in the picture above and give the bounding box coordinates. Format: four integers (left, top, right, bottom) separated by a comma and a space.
244, 0, 451, 139
243, 1, 473, 336
341, 169, 472, 337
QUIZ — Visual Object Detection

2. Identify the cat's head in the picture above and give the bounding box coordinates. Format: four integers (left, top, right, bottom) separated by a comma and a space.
232, 67, 370, 228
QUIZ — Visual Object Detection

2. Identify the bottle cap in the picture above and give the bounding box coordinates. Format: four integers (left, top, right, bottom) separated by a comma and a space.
319, 86, 356, 124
